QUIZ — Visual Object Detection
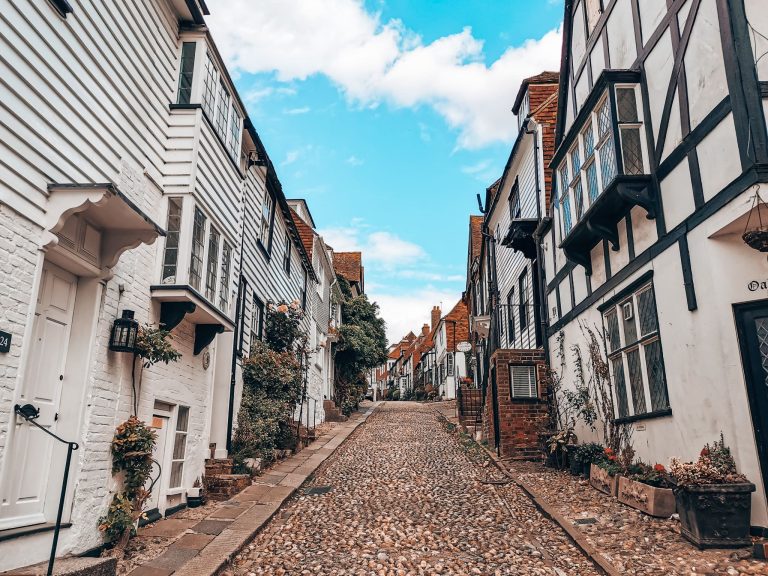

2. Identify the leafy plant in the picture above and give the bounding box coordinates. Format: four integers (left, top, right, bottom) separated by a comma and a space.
670, 434, 749, 487
264, 300, 304, 353
135, 325, 182, 367
99, 417, 157, 553
626, 462, 672, 488
574, 442, 605, 466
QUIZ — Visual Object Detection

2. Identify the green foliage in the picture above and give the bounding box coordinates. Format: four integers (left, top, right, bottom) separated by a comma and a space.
98, 493, 134, 544
334, 276, 388, 415
135, 325, 182, 367
233, 303, 308, 466
264, 301, 304, 353
574, 442, 605, 466
100, 417, 157, 547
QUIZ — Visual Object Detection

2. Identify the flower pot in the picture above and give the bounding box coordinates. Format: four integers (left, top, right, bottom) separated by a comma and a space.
674, 483, 755, 549
187, 495, 204, 508
743, 230, 768, 252
590, 464, 619, 497
618, 476, 676, 518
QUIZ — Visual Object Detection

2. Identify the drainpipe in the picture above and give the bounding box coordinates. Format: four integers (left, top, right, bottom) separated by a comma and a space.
526, 120, 551, 366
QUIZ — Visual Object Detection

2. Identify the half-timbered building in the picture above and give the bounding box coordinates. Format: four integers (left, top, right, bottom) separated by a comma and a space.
546, 0, 768, 528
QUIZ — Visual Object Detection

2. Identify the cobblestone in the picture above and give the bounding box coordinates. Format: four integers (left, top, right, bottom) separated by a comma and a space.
232, 402, 600, 575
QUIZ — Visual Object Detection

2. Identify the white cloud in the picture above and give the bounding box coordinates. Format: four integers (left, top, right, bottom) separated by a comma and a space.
346, 155, 364, 166
319, 226, 424, 268
369, 287, 463, 343
285, 106, 311, 115
281, 149, 301, 166
206, 1, 562, 148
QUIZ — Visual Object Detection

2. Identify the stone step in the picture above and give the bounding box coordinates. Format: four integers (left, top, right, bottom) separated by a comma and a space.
204, 474, 251, 501
3, 557, 117, 576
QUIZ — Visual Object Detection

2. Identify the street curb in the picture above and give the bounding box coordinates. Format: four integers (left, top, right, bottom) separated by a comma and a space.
478, 445, 621, 576
173, 404, 380, 576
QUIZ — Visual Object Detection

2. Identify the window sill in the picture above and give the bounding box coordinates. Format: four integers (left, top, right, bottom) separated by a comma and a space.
0, 522, 72, 543
508, 396, 545, 404
169, 103, 202, 111
613, 407, 672, 425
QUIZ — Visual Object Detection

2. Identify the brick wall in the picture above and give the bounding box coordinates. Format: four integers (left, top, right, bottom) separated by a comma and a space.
484, 348, 549, 460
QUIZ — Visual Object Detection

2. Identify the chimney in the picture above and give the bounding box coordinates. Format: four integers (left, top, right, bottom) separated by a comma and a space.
421, 324, 430, 336
431, 306, 441, 331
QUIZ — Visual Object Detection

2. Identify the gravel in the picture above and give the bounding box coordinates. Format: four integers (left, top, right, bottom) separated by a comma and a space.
231, 402, 600, 575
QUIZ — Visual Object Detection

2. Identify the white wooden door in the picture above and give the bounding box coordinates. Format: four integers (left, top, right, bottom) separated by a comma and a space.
146, 412, 170, 513
0, 262, 77, 530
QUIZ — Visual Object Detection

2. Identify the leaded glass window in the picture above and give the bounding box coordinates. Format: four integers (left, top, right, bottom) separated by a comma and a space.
215, 81, 230, 141
162, 198, 183, 283
205, 227, 220, 302
621, 127, 644, 175
228, 104, 241, 161
202, 56, 217, 118
604, 283, 669, 419
190, 208, 206, 291
177, 42, 196, 105
219, 240, 232, 311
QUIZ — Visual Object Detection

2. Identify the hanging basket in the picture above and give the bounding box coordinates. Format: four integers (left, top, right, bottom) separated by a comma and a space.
742, 229, 768, 252
742, 186, 768, 252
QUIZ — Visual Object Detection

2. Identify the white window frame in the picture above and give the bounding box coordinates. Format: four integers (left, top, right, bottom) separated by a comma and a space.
510, 364, 538, 399
169, 406, 189, 490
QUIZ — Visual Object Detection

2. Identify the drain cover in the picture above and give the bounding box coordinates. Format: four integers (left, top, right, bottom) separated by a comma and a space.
574, 517, 597, 525
305, 486, 332, 495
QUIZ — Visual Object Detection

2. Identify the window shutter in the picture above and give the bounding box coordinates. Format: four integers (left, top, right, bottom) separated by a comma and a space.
510, 365, 537, 398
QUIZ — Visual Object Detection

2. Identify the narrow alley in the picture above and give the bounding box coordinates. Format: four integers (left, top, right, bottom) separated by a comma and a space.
231, 403, 599, 576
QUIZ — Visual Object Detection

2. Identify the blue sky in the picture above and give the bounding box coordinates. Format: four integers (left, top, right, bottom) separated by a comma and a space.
208, 0, 565, 341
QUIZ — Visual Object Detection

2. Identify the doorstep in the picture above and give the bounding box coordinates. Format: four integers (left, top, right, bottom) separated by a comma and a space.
126, 403, 379, 576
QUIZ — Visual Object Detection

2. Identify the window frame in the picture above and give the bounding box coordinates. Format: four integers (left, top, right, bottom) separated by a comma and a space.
518, 270, 529, 331
249, 296, 264, 354
509, 364, 538, 399
169, 406, 189, 490
176, 42, 197, 105
507, 290, 515, 341
189, 207, 207, 291
161, 197, 183, 284
205, 226, 220, 302
604, 282, 670, 421
259, 190, 276, 254
218, 240, 232, 312
283, 236, 291, 274
509, 177, 521, 220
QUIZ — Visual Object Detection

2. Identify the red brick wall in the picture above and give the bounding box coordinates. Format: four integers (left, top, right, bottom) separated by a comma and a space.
483, 348, 549, 460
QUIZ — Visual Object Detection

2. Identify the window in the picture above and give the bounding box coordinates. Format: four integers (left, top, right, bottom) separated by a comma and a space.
604, 284, 669, 419
447, 353, 454, 376
169, 406, 189, 489
582, 122, 599, 203
249, 296, 264, 353
260, 191, 274, 248
301, 268, 308, 310
176, 42, 196, 105
507, 290, 515, 340
616, 87, 644, 175
161, 198, 183, 283
509, 178, 521, 219
202, 56, 217, 118
510, 365, 537, 399
236, 277, 248, 354
205, 227, 220, 302
596, 97, 618, 187
189, 208, 206, 291
283, 237, 291, 274
559, 164, 572, 236
519, 270, 529, 330
228, 103, 241, 160
219, 240, 232, 311
215, 81, 230, 142
569, 145, 584, 220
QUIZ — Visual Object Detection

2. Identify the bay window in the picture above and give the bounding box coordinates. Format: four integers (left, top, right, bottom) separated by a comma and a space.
161, 198, 183, 283
604, 283, 669, 420
205, 227, 220, 301
189, 207, 206, 291
219, 240, 232, 312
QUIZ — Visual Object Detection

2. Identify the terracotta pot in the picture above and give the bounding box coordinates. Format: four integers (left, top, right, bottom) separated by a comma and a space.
675, 483, 755, 549
618, 476, 676, 518
590, 463, 619, 497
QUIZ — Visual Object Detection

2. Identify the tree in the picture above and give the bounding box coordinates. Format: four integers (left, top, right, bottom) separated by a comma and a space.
334, 275, 388, 414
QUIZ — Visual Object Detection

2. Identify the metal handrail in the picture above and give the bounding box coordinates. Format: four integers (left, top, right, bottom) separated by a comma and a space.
14, 403, 79, 576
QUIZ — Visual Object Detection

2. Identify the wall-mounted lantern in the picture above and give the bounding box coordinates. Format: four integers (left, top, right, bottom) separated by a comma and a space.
109, 310, 139, 353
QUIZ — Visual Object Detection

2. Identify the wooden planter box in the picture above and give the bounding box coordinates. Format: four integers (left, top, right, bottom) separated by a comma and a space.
675, 483, 756, 549
617, 476, 676, 518
590, 463, 619, 496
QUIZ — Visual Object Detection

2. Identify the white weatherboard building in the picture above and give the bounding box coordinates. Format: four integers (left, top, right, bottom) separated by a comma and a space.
0, 1, 328, 571
547, 0, 768, 529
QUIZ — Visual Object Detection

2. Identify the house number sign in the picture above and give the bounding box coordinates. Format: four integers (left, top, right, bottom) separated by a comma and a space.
0, 330, 11, 353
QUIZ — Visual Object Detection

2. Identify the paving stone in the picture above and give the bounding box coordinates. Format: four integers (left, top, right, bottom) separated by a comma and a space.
171, 533, 216, 550
127, 565, 173, 576
138, 519, 197, 538
257, 473, 286, 485
191, 519, 232, 535
208, 504, 252, 520
277, 472, 306, 488
144, 547, 198, 571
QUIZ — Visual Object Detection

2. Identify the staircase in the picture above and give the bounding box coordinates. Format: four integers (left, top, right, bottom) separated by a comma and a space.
323, 400, 348, 422
203, 458, 251, 501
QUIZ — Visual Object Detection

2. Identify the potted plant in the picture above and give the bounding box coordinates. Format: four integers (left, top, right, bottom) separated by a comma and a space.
546, 428, 576, 470
590, 447, 622, 496
618, 462, 676, 518
187, 477, 204, 508
572, 442, 604, 477
742, 188, 768, 252
670, 435, 755, 549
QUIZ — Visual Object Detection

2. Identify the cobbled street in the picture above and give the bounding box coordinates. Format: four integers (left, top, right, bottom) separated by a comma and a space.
232, 403, 600, 576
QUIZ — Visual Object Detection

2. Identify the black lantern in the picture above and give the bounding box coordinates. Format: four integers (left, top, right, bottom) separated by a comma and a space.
109, 310, 139, 353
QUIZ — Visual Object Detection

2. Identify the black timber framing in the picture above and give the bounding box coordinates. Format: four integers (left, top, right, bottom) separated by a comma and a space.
626, 212, 635, 260
678, 235, 698, 311
548, 164, 768, 335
